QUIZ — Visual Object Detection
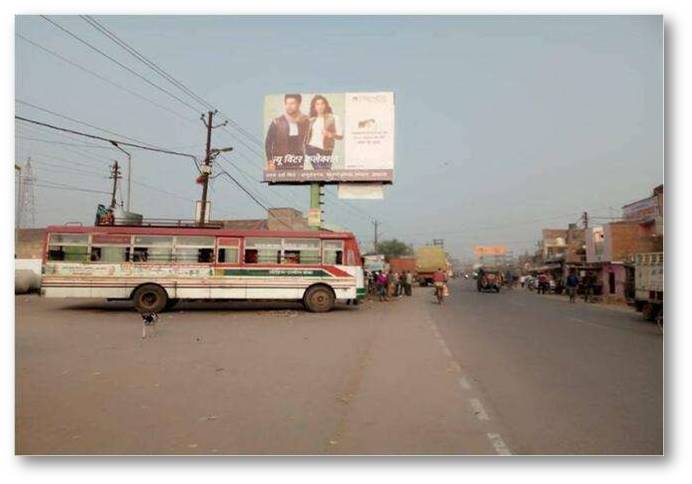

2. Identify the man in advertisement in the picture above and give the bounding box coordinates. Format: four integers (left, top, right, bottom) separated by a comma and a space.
265, 93, 310, 171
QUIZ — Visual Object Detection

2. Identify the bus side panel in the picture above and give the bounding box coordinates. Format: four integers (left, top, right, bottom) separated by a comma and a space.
246, 287, 302, 299
209, 287, 246, 299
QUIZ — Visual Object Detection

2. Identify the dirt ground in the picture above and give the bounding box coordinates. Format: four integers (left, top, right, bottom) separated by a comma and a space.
15, 289, 494, 455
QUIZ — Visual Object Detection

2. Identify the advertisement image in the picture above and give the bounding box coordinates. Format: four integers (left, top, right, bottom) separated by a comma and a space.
263, 91, 394, 184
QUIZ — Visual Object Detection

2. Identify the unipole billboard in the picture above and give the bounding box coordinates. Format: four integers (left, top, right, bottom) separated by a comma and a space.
263, 91, 394, 184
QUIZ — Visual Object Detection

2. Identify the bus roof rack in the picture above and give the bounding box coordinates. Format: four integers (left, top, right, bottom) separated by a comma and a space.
97, 218, 223, 229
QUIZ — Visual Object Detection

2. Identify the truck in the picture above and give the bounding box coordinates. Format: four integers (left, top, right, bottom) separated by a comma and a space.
389, 256, 416, 275
415, 246, 447, 285
633, 252, 663, 322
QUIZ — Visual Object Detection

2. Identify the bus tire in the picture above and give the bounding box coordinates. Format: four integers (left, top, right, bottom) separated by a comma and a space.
303, 284, 335, 313
132, 284, 169, 314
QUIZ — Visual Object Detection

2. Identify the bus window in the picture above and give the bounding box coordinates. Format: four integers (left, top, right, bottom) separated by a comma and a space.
323, 240, 344, 265
217, 237, 240, 264
282, 239, 320, 265
245, 238, 281, 264
174, 236, 215, 263
47, 233, 89, 262
218, 247, 239, 264
283, 250, 301, 264
133, 236, 173, 263
91, 246, 129, 263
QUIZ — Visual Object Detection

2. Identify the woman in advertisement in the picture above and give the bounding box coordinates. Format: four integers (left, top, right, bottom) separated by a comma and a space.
306, 94, 343, 170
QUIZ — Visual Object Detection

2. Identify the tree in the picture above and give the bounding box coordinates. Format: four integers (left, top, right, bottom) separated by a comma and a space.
375, 239, 413, 260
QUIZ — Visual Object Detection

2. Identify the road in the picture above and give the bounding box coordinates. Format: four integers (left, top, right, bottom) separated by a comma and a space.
430, 279, 663, 455
15, 279, 662, 455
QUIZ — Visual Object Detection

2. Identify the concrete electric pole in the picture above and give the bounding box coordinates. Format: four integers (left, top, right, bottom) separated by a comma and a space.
109, 161, 122, 209
17, 158, 36, 228
198, 110, 230, 225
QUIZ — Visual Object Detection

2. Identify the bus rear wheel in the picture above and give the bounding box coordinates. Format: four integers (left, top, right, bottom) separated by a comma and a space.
132, 284, 169, 313
303, 285, 335, 313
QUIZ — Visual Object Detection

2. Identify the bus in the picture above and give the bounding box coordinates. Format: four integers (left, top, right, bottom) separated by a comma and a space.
41, 224, 365, 313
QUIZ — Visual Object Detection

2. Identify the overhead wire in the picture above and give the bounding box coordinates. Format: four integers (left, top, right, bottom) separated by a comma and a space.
16, 33, 199, 126
40, 15, 201, 114
15, 115, 199, 162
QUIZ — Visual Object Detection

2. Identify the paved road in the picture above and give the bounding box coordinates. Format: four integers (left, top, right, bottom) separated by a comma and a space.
429, 279, 663, 454
15, 280, 662, 455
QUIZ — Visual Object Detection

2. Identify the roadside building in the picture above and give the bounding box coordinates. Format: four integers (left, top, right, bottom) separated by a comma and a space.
585, 185, 664, 302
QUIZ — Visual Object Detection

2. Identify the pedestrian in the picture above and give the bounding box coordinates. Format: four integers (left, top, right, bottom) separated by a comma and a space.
388, 271, 397, 299
376, 271, 388, 302
538, 273, 548, 295
405, 270, 414, 296
566, 270, 579, 303
584, 271, 594, 303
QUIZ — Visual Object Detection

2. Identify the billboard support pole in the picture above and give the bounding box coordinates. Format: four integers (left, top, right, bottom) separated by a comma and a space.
309, 182, 322, 229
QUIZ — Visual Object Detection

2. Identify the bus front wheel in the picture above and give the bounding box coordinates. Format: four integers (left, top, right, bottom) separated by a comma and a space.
132, 284, 169, 313
303, 285, 335, 313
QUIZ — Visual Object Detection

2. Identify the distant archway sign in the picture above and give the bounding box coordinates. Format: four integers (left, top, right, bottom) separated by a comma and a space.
263, 91, 395, 185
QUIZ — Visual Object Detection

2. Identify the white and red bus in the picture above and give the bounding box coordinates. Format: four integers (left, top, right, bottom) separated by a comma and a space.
41, 224, 365, 313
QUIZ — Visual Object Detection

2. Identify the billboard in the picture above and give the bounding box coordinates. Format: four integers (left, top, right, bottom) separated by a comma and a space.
473, 245, 508, 258
263, 92, 394, 184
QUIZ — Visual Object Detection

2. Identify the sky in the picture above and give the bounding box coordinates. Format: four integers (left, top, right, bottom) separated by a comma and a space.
14, 15, 663, 260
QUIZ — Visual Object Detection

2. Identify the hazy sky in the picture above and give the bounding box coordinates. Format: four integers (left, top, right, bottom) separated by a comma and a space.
14, 15, 663, 259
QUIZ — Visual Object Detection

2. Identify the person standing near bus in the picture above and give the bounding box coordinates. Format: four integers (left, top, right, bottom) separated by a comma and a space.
376, 271, 388, 302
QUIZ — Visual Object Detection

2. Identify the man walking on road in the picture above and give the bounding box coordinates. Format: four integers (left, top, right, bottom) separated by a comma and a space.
566, 270, 579, 303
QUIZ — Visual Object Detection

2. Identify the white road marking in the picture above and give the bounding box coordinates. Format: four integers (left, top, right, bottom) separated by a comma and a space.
487, 433, 512, 455
469, 398, 490, 421
438, 338, 453, 357
458, 376, 472, 391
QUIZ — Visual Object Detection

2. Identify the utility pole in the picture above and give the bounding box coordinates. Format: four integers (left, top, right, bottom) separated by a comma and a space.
582, 211, 589, 229
18, 158, 36, 228
110, 142, 132, 212
198, 110, 229, 225
15, 164, 22, 230
109, 161, 122, 209
372, 220, 379, 253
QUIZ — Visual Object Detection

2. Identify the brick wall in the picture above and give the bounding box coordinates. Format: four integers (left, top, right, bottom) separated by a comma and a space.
604, 221, 659, 262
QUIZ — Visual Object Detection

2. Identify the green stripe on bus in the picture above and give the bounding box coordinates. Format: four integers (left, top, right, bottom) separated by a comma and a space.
222, 268, 332, 277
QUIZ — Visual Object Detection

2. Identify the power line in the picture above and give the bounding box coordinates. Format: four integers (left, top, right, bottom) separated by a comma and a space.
81, 15, 265, 151
16, 134, 120, 150
15, 115, 199, 162
81, 15, 210, 112
16, 99, 162, 148
15, 33, 196, 126
26, 179, 111, 195
40, 15, 201, 114
77, 16, 367, 223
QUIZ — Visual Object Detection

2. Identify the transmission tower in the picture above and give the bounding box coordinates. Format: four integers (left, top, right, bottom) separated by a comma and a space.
17, 157, 36, 228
